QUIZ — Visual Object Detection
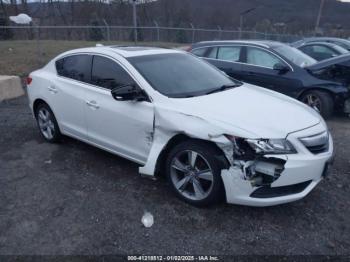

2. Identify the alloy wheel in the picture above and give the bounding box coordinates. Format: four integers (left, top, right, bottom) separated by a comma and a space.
170, 150, 214, 201
37, 108, 55, 140
303, 94, 321, 112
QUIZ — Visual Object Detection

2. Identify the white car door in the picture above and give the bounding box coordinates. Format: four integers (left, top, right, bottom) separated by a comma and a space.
50, 54, 92, 140
84, 55, 154, 164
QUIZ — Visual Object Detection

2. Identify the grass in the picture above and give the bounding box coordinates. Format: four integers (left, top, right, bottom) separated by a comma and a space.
0, 40, 182, 78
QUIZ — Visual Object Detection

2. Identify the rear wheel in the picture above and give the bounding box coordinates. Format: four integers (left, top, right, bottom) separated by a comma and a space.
301, 90, 334, 119
35, 103, 61, 143
165, 140, 225, 207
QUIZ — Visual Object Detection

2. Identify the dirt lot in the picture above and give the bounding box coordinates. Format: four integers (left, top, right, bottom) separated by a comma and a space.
0, 41, 180, 78
0, 95, 350, 256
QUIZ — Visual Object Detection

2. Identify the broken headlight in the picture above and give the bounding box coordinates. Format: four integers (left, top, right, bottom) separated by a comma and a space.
226, 135, 297, 156
246, 138, 297, 154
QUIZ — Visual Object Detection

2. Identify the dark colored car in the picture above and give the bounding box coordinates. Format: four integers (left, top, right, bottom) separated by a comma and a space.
189, 40, 350, 118
291, 37, 350, 51
292, 42, 348, 61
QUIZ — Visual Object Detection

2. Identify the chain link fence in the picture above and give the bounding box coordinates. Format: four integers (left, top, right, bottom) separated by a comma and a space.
0, 25, 304, 77
0, 25, 303, 43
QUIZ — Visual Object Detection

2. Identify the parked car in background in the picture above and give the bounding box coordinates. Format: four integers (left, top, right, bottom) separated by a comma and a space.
189, 40, 350, 118
292, 42, 348, 61
27, 46, 334, 207
291, 37, 350, 51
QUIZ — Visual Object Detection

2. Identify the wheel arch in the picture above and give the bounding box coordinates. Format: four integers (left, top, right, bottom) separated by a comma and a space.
154, 133, 230, 178
32, 98, 62, 131
33, 98, 49, 118
297, 86, 336, 101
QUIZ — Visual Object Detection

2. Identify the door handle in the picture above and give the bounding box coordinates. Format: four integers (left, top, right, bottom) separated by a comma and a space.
48, 85, 58, 94
86, 100, 100, 109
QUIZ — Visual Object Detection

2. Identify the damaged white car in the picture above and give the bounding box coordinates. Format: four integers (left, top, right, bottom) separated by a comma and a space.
27, 46, 334, 207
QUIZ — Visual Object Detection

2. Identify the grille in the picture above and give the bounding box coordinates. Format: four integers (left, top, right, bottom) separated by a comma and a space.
299, 131, 329, 154
250, 180, 312, 198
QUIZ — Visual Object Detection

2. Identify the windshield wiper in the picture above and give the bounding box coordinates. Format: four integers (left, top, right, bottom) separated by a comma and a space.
206, 83, 241, 95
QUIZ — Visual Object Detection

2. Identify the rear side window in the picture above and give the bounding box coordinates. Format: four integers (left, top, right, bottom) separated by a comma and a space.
217, 46, 241, 62
91, 56, 135, 90
56, 55, 92, 83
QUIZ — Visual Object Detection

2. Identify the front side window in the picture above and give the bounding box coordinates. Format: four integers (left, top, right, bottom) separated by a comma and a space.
217, 46, 241, 62
246, 47, 282, 68
91, 56, 134, 89
128, 53, 241, 98
56, 55, 92, 83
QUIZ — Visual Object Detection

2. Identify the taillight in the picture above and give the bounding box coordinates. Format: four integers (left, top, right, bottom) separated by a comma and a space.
26, 76, 32, 85
184, 45, 192, 52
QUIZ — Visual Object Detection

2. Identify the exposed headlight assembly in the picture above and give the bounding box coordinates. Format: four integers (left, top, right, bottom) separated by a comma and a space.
246, 138, 296, 154
225, 135, 297, 157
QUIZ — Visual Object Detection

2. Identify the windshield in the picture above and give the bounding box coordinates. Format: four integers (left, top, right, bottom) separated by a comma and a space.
274, 45, 317, 67
127, 53, 241, 98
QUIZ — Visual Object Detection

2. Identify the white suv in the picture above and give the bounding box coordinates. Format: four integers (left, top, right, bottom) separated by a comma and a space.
27, 46, 334, 207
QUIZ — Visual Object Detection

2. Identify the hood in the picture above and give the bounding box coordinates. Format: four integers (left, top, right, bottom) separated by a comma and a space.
306, 53, 350, 85
166, 84, 321, 139
306, 53, 350, 71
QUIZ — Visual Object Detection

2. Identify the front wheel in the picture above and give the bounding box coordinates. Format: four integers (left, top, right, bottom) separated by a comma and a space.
165, 140, 225, 207
301, 90, 334, 119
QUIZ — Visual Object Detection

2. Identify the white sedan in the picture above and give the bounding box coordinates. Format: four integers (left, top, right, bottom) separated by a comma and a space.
26, 46, 334, 207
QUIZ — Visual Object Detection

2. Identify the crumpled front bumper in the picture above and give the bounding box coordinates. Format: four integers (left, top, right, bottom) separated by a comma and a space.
221, 124, 334, 207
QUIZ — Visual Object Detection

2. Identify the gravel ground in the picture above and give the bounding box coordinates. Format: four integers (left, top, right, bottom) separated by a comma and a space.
0, 96, 349, 256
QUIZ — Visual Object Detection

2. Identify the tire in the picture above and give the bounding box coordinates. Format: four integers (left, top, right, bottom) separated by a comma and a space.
165, 140, 226, 207
301, 90, 334, 119
35, 103, 61, 143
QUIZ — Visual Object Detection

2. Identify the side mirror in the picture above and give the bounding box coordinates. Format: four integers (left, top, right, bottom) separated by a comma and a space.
273, 63, 290, 74
111, 84, 148, 102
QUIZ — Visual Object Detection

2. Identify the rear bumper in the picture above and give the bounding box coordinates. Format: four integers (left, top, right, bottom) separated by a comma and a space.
221, 124, 334, 207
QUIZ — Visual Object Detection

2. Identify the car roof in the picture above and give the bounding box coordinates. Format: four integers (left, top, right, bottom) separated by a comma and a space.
293, 37, 350, 45
191, 40, 286, 49
59, 45, 180, 58
304, 37, 350, 42
297, 41, 341, 47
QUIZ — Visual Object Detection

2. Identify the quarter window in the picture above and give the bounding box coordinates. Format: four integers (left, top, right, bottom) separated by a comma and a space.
55, 55, 92, 83
246, 47, 283, 68
191, 48, 208, 57
217, 46, 241, 62
206, 47, 218, 59
299, 45, 314, 55
91, 56, 135, 89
